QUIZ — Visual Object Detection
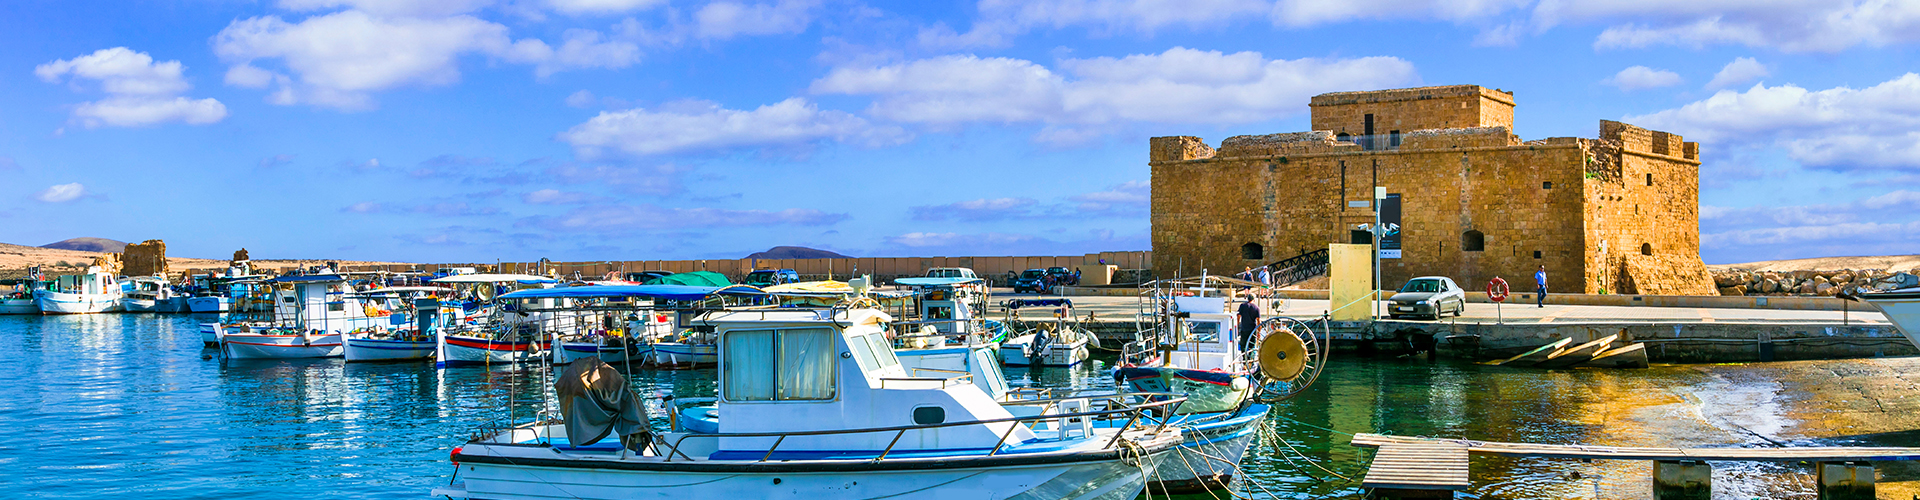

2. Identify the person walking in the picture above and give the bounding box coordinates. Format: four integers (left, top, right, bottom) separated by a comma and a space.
1236, 296, 1261, 351
1256, 266, 1271, 286
1534, 265, 1548, 308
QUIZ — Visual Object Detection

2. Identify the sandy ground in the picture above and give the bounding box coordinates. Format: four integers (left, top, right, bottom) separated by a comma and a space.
1710, 254, 1920, 273
0, 242, 404, 279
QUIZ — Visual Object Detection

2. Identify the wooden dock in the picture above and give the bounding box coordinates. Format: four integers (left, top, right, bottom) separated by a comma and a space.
1352, 433, 1914, 499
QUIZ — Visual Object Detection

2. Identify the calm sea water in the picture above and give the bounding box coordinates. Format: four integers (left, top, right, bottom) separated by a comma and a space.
3, 314, 1911, 499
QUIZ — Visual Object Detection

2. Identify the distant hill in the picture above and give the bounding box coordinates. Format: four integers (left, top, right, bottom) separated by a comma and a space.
747, 246, 852, 259
40, 237, 127, 253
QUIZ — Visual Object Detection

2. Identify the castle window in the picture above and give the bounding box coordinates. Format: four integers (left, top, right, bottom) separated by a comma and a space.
1646, 173, 1654, 186
1336, 133, 1352, 144
1641, 243, 1653, 256
1533, 250, 1542, 259
1461, 230, 1485, 252
1542, 181, 1552, 189
1389, 130, 1401, 148
1241, 242, 1264, 260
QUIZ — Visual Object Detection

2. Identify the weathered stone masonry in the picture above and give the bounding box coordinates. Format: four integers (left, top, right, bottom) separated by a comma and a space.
1151, 84, 1715, 295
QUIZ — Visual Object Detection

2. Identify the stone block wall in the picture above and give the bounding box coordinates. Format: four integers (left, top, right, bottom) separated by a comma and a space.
1309, 85, 1516, 140
1150, 85, 1715, 295
122, 239, 168, 277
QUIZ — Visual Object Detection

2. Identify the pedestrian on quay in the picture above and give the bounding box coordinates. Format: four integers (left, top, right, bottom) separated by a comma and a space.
1534, 265, 1548, 308
1236, 295, 1260, 351
1257, 265, 1271, 286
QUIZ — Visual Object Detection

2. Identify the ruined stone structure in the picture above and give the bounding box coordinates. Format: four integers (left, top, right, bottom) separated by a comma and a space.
122, 239, 168, 277
1151, 84, 1715, 295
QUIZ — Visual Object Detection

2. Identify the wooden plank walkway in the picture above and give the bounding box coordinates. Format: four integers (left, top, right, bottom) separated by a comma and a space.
1353, 433, 1920, 462
1360, 441, 1471, 492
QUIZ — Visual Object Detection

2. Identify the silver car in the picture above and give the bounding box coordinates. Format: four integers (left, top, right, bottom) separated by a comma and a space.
1389, 276, 1466, 320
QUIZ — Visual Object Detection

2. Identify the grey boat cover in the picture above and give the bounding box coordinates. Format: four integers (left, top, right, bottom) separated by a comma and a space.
554, 358, 650, 448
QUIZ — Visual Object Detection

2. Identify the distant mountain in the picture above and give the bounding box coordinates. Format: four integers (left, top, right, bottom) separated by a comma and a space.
40, 237, 126, 253
746, 246, 852, 259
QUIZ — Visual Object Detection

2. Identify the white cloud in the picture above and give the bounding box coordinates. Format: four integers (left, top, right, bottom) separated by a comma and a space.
523, 188, 594, 204
277, 0, 496, 17
1069, 180, 1148, 212
1629, 73, 1920, 171
557, 98, 908, 157
1272, 0, 1530, 27
548, 0, 667, 15
504, 29, 641, 77
1603, 65, 1682, 91
35, 47, 227, 128
565, 90, 598, 108
812, 47, 1417, 129
1700, 191, 1920, 261
910, 198, 1040, 221
1705, 57, 1768, 90
694, 0, 820, 39
921, 0, 1527, 49
878, 229, 1147, 256
36, 183, 87, 203
215, 10, 634, 109
1560, 1, 1920, 53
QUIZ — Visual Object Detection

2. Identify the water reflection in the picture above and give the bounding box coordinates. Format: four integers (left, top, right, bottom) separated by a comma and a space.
1, 315, 1916, 499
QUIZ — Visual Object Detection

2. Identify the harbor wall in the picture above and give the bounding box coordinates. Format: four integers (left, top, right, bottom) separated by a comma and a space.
349, 251, 1152, 283
1420, 321, 1917, 363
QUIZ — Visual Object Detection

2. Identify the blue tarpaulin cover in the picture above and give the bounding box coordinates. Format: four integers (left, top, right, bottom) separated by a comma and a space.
499, 284, 763, 301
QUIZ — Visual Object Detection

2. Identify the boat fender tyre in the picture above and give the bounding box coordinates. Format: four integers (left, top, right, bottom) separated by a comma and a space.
1258, 330, 1308, 381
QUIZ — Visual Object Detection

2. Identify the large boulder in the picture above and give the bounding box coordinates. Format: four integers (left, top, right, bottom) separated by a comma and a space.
1759, 279, 1779, 293
1718, 285, 1748, 296
1816, 281, 1836, 295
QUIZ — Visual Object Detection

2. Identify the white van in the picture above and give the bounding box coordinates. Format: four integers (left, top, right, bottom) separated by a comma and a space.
925, 267, 977, 279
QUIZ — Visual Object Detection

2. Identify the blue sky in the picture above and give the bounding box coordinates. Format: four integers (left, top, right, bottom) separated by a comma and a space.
3, 0, 1917, 264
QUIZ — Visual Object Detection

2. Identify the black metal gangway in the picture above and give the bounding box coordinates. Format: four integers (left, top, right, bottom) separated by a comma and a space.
1264, 249, 1329, 288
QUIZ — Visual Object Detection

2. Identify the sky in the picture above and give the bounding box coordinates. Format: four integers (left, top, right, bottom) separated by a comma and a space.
2, 0, 1918, 265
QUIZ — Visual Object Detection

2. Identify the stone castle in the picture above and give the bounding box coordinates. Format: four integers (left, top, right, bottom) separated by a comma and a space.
1150, 84, 1715, 295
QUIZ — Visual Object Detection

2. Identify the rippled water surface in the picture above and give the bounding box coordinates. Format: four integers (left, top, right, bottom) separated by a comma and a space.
4, 314, 1916, 499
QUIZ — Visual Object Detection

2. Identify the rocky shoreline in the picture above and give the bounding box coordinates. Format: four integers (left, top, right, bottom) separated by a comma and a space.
1711, 268, 1918, 296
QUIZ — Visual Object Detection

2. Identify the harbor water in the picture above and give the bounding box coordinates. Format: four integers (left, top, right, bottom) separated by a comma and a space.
4, 314, 1916, 499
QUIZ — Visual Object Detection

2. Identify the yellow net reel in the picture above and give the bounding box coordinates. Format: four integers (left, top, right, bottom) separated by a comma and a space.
1258, 327, 1308, 381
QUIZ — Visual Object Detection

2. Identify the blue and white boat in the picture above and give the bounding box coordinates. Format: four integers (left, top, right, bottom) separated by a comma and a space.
343, 287, 455, 362
1112, 276, 1325, 494
434, 288, 1185, 500
1, 270, 47, 315
122, 275, 187, 313
998, 299, 1092, 367
215, 274, 395, 359
893, 276, 1012, 399
429, 273, 562, 368
36, 266, 122, 315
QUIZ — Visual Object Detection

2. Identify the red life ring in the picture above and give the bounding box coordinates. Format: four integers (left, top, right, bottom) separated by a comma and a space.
1487, 277, 1510, 302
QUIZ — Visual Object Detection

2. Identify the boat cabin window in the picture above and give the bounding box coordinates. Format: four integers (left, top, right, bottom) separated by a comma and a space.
723, 328, 837, 402
846, 333, 900, 373
927, 306, 953, 320
1184, 320, 1220, 342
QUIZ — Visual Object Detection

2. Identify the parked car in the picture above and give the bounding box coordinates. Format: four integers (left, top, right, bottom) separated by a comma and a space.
1044, 266, 1078, 286
1012, 269, 1050, 293
625, 270, 674, 283
926, 267, 977, 279
743, 269, 801, 287
1389, 276, 1466, 320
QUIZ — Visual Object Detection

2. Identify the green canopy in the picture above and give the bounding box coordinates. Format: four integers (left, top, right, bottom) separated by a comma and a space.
645, 271, 733, 287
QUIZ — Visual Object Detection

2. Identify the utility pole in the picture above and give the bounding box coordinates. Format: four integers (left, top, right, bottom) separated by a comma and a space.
1374, 186, 1384, 322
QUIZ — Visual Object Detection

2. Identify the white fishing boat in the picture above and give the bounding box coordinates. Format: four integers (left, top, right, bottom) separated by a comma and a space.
36, 266, 123, 315
1, 272, 46, 315
430, 273, 562, 368
998, 298, 1092, 367
122, 275, 188, 313
1855, 286, 1920, 350
343, 287, 453, 362
433, 293, 1185, 500
217, 274, 392, 359
1111, 276, 1327, 494
892, 276, 1012, 399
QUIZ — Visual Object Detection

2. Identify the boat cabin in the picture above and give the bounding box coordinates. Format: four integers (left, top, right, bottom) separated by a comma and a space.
676, 307, 1034, 458
49, 267, 116, 295
1165, 296, 1245, 372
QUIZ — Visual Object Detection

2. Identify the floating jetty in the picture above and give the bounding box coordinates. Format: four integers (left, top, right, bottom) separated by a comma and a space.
1353, 433, 1910, 500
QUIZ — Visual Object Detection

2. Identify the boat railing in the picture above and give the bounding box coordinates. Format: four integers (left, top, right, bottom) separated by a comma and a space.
637, 393, 1187, 462
879, 368, 974, 389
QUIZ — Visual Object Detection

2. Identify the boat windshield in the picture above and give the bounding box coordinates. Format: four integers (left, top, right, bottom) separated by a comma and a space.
1399, 279, 1442, 293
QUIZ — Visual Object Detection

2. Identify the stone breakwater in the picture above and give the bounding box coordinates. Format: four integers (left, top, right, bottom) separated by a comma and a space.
1711, 268, 1918, 296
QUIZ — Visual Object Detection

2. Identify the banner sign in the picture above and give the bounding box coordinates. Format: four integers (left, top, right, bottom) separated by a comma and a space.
1379, 193, 1402, 259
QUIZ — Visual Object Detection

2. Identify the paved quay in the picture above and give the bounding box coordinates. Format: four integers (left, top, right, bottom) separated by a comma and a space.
977, 289, 1892, 326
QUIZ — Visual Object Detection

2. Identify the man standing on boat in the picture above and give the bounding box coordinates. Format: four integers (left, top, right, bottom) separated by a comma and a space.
1535, 265, 1548, 308
1236, 296, 1260, 351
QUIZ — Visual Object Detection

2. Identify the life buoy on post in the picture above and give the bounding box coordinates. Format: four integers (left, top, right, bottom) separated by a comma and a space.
1487, 277, 1510, 302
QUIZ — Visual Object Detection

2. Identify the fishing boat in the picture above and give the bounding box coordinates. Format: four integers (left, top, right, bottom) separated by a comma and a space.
1, 270, 47, 315
342, 287, 453, 362
1854, 285, 1920, 350
430, 273, 564, 368
122, 275, 188, 313
1110, 276, 1327, 494
432, 289, 1186, 500
892, 276, 1012, 399
36, 266, 123, 314
999, 299, 1092, 367
216, 274, 393, 359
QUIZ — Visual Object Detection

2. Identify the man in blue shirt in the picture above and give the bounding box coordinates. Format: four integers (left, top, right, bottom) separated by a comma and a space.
1534, 265, 1548, 308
